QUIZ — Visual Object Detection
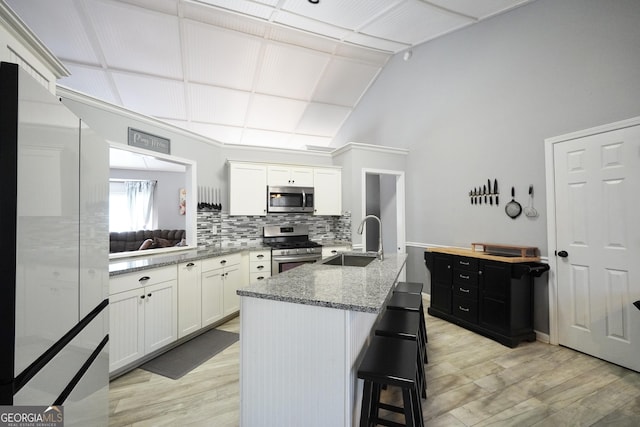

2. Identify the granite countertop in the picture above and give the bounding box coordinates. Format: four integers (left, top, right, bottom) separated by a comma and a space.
109, 244, 268, 276
237, 252, 407, 313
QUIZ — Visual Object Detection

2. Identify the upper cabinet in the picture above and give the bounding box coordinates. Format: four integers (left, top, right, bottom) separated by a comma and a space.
267, 165, 313, 187
313, 168, 342, 216
228, 161, 267, 216
228, 161, 341, 216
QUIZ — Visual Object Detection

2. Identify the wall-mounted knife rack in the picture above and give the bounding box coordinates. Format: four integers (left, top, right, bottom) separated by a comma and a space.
469, 178, 500, 206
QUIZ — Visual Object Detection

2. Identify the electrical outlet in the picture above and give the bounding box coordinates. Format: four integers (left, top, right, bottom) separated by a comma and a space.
211, 224, 217, 235
325, 224, 330, 232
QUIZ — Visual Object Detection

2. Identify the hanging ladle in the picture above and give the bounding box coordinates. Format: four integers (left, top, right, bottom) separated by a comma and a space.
524, 185, 539, 218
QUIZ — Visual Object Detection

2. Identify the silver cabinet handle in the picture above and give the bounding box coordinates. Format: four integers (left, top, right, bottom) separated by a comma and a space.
459, 287, 470, 293
459, 261, 470, 266
459, 306, 470, 312
459, 274, 469, 280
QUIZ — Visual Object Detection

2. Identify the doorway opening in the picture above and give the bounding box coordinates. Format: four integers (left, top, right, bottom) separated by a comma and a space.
361, 168, 406, 256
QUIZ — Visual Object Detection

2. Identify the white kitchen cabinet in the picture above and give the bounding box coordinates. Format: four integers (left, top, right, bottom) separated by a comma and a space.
201, 266, 224, 327
321, 245, 351, 259
109, 266, 178, 373
178, 261, 202, 338
202, 253, 243, 321
313, 168, 342, 216
249, 249, 271, 283
228, 161, 267, 216
267, 165, 313, 187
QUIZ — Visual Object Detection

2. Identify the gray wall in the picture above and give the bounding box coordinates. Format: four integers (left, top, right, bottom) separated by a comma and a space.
333, 0, 640, 334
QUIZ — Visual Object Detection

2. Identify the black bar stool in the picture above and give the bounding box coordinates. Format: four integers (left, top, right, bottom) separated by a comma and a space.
358, 336, 424, 427
393, 282, 427, 344
387, 292, 428, 363
374, 309, 427, 398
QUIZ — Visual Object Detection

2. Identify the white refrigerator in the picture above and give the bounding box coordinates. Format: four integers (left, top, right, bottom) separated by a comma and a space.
0, 61, 109, 425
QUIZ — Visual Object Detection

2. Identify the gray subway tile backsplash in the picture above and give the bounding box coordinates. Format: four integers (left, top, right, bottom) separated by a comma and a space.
197, 211, 351, 248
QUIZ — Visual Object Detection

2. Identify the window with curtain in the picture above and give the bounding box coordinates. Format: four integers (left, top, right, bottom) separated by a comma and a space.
109, 180, 156, 231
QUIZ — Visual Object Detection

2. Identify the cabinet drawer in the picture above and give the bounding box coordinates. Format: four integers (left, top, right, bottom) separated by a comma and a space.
110, 265, 177, 295
250, 271, 269, 283
250, 262, 270, 274
453, 283, 478, 300
453, 295, 478, 323
453, 269, 478, 286
249, 250, 271, 262
202, 253, 241, 272
453, 256, 477, 271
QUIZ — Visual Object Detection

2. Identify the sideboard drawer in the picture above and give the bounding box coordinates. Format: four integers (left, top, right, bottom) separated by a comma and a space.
452, 295, 478, 324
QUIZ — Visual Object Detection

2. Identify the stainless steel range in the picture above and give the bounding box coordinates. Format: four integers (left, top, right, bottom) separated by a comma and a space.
263, 225, 322, 275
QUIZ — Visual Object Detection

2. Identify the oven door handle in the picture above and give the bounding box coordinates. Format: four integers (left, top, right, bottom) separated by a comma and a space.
273, 254, 321, 263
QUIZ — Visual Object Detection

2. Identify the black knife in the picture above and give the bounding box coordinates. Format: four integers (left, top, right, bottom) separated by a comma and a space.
483, 185, 487, 204
494, 179, 499, 205
488, 179, 493, 205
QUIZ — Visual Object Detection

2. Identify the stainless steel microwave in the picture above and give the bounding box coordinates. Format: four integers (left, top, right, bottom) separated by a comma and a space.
267, 186, 314, 213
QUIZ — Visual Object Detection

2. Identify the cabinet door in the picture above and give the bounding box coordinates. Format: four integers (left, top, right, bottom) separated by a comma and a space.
479, 261, 511, 332
229, 162, 267, 215
144, 280, 178, 354
201, 267, 224, 327
268, 165, 313, 186
290, 167, 313, 186
313, 168, 341, 215
430, 253, 453, 314
109, 288, 145, 372
223, 264, 242, 316
178, 261, 202, 338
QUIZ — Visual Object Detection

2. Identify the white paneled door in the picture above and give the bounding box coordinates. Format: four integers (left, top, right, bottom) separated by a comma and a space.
553, 122, 640, 372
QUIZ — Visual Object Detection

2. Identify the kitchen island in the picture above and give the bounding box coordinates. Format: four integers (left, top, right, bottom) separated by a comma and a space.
237, 252, 407, 427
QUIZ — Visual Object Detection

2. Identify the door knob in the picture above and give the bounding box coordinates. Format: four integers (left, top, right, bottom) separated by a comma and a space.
557, 250, 568, 258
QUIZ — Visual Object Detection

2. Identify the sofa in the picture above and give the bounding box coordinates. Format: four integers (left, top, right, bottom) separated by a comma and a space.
109, 229, 186, 253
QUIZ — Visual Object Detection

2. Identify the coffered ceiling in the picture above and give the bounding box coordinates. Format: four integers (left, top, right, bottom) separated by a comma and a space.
7, 0, 533, 150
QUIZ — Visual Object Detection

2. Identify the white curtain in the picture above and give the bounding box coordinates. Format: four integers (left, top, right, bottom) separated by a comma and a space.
125, 180, 156, 230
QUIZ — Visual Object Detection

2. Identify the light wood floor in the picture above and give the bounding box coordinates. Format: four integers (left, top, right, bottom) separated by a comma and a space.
109, 299, 640, 426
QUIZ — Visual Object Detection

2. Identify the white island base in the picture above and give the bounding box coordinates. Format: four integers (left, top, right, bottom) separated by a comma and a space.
239, 296, 378, 427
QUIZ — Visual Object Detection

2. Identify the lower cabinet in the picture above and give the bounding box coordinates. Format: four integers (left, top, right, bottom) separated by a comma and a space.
109, 266, 178, 372
201, 253, 243, 319
425, 251, 546, 348
178, 261, 202, 338
249, 249, 271, 283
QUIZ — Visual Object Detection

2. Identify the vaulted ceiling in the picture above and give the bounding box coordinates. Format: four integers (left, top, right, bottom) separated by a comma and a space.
7, 0, 533, 150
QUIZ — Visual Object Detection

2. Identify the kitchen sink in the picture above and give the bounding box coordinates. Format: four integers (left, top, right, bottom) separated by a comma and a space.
323, 254, 377, 267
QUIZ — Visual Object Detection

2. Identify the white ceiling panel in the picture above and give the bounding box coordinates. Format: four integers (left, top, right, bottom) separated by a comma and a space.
112, 72, 186, 120
6, 0, 535, 151
188, 84, 251, 126
245, 94, 307, 132
58, 64, 119, 105
116, 0, 179, 15
256, 42, 329, 99
196, 0, 275, 20
296, 103, 352, 136
7, 0, 100, 64
312, 58, 380, 106
185, 20, 261, 89
274, 11, 351, 41
85, 0, 183, 79
186, 122, 243, 145
360, 0, 472, 45
429, 0, 530, 19
343, 32, 410, 52
281, 0, 399, 31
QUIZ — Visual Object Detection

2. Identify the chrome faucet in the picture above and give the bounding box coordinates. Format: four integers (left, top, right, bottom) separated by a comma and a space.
357, 214, 384, 261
